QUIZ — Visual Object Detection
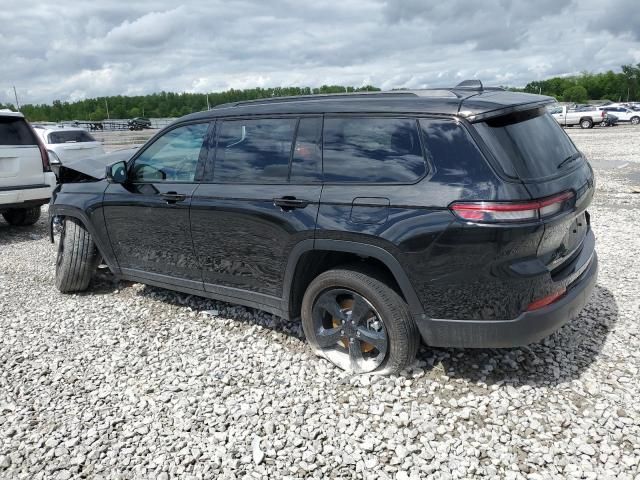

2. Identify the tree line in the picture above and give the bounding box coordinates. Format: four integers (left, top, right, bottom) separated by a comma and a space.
2, 64, 638, 122
0, 86, 380, 122
521, 63, 640, 103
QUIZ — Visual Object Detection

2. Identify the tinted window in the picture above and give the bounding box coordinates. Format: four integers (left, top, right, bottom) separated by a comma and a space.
0, 117, 37, 146
323, 117, 425, 183
48, 130, 96, 144
214, 118, 296, 183
419, 118, 492, 182
474, 109, 581, 180
290, 117, 322, 183
131, 123, 208, 182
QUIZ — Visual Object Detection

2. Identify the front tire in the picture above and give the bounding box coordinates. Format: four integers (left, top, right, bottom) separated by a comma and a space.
55, 218, 99, 293
631, 116, 640, 125
301, 269, 419, 375
580, 118, 593, 129
2, 207, 41, 226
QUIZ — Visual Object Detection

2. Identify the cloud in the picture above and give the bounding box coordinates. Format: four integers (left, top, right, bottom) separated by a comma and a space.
0, 0, 638, 105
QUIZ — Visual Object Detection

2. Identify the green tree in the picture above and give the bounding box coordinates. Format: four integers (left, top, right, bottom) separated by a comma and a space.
562, 85, 588, 103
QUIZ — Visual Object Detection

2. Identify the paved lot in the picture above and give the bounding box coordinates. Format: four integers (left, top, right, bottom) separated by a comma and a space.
0, 125, 639, 479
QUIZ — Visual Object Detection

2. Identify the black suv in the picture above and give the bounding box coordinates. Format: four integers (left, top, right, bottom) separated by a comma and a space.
127, 117, 152, 130
49, 82, 598, 374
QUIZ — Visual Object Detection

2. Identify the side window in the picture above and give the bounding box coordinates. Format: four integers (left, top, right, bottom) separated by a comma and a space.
420, 118, 492, 180
214, 118, 296, 183
290, 117, 322, 183
323, 117, 426, 183
131, 123, 209, 182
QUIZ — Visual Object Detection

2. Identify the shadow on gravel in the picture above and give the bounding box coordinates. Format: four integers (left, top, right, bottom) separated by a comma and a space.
92, 268, 617, 385
109, 278, 304, 341
418, 284, 618, 387
0, 217, 50, 246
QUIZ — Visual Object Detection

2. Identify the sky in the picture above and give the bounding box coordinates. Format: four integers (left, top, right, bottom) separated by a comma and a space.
1, 0, 639, 105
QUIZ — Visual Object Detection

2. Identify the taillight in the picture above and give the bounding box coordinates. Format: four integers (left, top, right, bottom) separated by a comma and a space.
28, 123, 51, 172
450, 191, 575, 223
526, 288, 566, 311
37, 140, 51, 172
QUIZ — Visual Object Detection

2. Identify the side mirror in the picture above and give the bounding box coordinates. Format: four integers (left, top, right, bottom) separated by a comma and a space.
106, 161, 128, 184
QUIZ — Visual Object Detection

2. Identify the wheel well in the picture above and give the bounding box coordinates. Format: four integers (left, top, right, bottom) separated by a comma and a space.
287, 250, 405, 320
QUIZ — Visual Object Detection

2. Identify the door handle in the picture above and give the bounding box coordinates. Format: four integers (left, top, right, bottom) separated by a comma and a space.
273, 196, 310, 211
161, 192, 187, 204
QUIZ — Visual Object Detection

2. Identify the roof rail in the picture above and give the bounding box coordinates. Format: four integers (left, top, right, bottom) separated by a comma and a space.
224, 91, 419, 108
407, 89, 461, 98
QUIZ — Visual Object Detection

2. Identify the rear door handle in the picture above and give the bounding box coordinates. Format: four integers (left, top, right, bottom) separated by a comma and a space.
161, 192, 187, 204
273, 196, 310, 211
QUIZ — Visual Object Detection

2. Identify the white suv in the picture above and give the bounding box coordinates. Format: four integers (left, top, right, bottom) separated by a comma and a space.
0, 110, 56, 226
33, 125, 104, 166
596, 106, 640, 125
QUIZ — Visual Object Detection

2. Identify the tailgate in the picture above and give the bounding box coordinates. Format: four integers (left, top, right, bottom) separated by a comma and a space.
0, 145, 44, 189
473, 107, 596, 271
528, 162, 595, 270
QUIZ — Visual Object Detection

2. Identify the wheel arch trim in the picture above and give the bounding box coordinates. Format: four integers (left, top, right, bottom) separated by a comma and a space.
48, 204, 120, 274
282, 238, 425, 317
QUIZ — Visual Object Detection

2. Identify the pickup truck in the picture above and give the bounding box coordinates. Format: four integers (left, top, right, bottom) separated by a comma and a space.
547, 105, 607, 129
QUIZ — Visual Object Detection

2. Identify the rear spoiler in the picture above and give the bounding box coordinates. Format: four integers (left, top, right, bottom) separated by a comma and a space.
459, 98, 556, 123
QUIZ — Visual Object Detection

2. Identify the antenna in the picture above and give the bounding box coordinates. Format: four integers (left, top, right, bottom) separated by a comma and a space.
454, 80, 484, 91
12, 86, 21, 110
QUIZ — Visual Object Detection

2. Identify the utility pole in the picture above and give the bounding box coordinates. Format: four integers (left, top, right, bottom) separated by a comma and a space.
104, 98, 110, 119
12, 86, 20, 110
206, 94, 210, 110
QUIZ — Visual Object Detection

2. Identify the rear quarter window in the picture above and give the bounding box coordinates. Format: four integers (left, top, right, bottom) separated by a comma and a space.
322, 117, 426, 183
0, 117, 37, 146
419, 118, 496, 188
473, 108, 581, 181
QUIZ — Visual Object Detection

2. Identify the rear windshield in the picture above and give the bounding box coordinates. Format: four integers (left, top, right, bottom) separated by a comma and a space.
474, 108, 581, 181
0, 117, 37, 146
48, 130, 96, 144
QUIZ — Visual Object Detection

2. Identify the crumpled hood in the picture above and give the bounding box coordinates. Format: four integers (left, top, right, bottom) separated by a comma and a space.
57, 147, 139, 181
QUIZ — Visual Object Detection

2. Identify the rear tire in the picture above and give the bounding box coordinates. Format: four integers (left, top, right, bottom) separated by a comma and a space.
2, 207, 41, 226
55, 218, 99, 293
631, 116, 640, 125
301, 268, 419, 375
580, 118, 593, 129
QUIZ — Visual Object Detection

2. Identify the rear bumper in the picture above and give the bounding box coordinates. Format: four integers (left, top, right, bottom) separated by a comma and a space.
417, 251, 598, 348
0, 172, 56, 208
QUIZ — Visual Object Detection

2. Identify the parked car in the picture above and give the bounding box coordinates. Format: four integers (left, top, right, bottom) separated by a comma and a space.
548, 104, 607, 128
0, 110, 56, 226
127, 117, 152, 130
596, 106, 640, 125
33, 126, 105, 169
49, 83, 598, 374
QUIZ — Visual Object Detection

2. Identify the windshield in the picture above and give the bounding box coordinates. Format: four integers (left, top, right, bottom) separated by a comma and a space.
474, 108, 582, 181
48, 130, 96, 144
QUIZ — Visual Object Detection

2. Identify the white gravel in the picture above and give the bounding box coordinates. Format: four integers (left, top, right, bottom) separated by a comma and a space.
1, 125, 640, 479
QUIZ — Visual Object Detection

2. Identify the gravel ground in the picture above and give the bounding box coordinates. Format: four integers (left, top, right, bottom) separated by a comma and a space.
1, 126, 639, 479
